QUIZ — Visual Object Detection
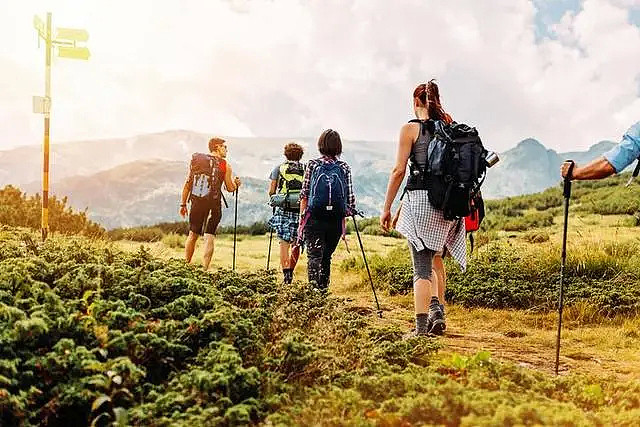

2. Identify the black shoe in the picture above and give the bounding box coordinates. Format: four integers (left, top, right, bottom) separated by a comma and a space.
440, 304, 447, 331
428, 305, 446, 336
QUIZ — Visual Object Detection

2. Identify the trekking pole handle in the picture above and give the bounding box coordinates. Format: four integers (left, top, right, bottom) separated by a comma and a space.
563, 160, 575, 199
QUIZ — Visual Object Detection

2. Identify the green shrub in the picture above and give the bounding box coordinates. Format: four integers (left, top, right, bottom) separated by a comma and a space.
345, 217, 402, 238
0, 185, 105, 237
162, 233, 185, 249
218, 221, 270, 235
342, 247, 413, 295
522, 230, 550, 243
2, 227, 640, 425
445, 240, 640, 315
108, 226, 164, 242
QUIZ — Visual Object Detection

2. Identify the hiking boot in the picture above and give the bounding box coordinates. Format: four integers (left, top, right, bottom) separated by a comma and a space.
440, 303, 447, 331
428, 304, 446, 336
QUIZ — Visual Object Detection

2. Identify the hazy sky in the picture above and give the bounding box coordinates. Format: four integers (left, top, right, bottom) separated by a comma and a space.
1, 0, 639, 152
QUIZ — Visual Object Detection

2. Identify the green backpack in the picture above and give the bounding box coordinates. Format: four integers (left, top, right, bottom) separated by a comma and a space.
270, 161, 305, 211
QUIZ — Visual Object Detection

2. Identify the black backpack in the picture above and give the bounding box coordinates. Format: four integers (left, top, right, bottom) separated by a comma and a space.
189, 153, 225, 204
407, 119, 488, 220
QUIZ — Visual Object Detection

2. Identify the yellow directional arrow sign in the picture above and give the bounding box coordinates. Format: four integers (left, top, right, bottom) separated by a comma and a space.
58, 46, 90, 60
56, 27, 89, 42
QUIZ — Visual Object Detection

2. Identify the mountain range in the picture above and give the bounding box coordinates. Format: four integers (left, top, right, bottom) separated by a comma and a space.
0, 130, 618, 228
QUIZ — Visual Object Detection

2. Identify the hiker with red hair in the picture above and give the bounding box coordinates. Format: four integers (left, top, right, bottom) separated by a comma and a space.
381, 81, 467, 337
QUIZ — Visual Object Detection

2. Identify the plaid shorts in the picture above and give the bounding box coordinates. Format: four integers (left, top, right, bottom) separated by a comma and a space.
268, 208, 300, 243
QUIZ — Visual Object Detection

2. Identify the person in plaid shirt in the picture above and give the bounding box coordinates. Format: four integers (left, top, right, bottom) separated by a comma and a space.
381, 81, 466, 337
299, 129, 356, 292
267, 142, 305, 284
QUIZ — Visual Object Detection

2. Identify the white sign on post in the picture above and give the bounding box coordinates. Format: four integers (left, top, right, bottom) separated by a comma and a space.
32, 96, 51, 114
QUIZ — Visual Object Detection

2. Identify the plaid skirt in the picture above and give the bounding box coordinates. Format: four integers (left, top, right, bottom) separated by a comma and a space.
396, 189, 467, 271
268, 208, 300, 243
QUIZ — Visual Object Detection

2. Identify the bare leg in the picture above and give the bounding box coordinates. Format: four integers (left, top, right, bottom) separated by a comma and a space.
185, 231, 198, 263
202, 233, 215, 270
289, 245, 300, 270
433, 254, 446, 304
414, 277, 438, 313
279, 241, 291, 269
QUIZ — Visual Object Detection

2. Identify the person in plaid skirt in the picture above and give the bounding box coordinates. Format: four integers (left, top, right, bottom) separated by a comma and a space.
381, 81, 466, 337
268, 142, 305, 284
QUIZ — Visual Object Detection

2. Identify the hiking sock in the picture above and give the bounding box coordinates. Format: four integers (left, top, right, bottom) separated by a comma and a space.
283, 269, 293, 284
416, 313, 430, 335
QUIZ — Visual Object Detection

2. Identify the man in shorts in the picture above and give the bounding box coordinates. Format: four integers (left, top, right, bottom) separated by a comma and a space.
180, 137, 241, 270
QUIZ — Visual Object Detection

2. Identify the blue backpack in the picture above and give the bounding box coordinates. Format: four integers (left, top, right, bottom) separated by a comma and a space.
308, 161, 348, 218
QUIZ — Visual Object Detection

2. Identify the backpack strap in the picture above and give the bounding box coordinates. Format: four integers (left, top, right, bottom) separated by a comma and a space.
406, 119, 432, 192
408, 119, 428, 136
277, 162, 287, 192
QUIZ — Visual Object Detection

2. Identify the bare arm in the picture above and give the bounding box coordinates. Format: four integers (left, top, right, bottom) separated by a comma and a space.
383, 123, 415, 212
299, 197, 308, 215
268, 179, 278, 196
181, 180, 191, 206
561, 157, 616, 180
224, 164, 240, 192
380, 123, 415, 231
179, 166, 192, 217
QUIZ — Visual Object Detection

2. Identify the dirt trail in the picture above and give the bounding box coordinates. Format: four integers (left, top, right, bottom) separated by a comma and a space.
342, 293, 640, 381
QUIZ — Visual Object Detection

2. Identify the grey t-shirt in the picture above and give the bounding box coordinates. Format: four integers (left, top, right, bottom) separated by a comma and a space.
269, 165, 280, 181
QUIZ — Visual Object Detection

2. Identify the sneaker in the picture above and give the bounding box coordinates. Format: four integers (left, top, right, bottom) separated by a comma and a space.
428, 305, 446, 336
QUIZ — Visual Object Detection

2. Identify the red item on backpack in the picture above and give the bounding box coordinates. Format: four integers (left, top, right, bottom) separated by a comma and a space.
465, 209, 480, 233
464, 193, 485, 233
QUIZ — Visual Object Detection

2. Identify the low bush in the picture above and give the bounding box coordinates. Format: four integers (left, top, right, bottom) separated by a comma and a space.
0, 228, 437, 426
0, 185, 105, 237
345, 236, 640, 316
446, 240, 640, 315
345, 217, 402, 238
2, 228, 639, 425
108, 226, 164, 242
162, 233, 185, 248
522, 230, 550, 243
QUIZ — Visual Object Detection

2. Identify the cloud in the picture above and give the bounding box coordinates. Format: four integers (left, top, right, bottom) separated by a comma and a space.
0, 0, 639, 153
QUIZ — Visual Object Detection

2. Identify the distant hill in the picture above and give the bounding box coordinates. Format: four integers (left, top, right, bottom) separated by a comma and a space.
481, 139, 617, 199
3, 129, 621, 228
23, 160, 270, 229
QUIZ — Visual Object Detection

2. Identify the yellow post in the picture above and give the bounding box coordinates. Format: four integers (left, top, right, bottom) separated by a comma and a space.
41, 12, 52, 241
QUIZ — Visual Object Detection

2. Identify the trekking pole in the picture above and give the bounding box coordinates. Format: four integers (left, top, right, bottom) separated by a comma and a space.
555, 160, 574, 375
267, 227, 273, 270
351, 214, 382, 318
267, 206, 276, 270
232, 188, 239, 271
